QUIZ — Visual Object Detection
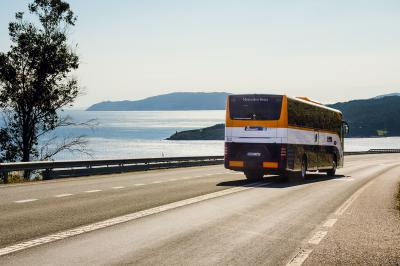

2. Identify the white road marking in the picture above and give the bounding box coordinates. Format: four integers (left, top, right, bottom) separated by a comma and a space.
134, 183, 145, 186
323, 218, 337, 228
286, 249, 313, 266
335, 183, 370, 215
14, 199, 38, 203
112, 186, 124, 189
54, 194, 73, 198
151, 181, 162, 184
0, 180, 270, 257
308, 231, 328, 245
167, 178, 177, 182
333, 178, 354, 182
182, 177, 191, 180
84, 190, 102, 193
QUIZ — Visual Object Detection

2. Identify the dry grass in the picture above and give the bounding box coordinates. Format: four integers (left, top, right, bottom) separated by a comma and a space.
0, 171, 42, 184
397, 182, 400, 211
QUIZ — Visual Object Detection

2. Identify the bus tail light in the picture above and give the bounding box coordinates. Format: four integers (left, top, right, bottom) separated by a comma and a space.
263, 162, 278, 168
224, 143, 229, 157
280, 146, 287, 159
229, 161, 244, 167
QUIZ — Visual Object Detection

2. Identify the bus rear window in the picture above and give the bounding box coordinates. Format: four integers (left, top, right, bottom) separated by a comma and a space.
229, 95, 283, 120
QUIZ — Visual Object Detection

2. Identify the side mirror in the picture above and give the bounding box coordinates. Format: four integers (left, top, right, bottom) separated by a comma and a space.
342, 121, 349, 135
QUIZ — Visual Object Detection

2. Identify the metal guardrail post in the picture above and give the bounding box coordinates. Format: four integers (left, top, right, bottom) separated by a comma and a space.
2, 171, 8, 184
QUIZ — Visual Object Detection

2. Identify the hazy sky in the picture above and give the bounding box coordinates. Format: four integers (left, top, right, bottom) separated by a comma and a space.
1, 0, 400, 108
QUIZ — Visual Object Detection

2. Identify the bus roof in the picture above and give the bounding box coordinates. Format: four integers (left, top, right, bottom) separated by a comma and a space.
288, 96, 342, 114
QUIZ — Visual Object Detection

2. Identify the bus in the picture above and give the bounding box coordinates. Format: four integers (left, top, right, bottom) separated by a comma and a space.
224, 94, 349, 180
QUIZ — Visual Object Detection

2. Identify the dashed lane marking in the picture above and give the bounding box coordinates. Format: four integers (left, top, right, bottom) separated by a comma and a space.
84, 190, 102, 193
167, 178, 177, 181
286, 249, 313, 266
151, 181, 163, 184
134, 183, 145, 186
323, 218, 337, 228
54, 194, 73, 198
112, 186, 125, 189
0, 180, 270, 257
14, 199, 38, 203
308, 231, 328, 245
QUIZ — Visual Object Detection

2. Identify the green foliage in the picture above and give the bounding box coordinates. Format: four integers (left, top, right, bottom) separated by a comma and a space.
0, 0, 80, 164
328, 96, 400, 137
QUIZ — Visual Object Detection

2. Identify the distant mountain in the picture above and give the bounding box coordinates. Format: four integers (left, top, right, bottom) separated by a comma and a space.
87, 92, 230, 111
373, 92, 400, 99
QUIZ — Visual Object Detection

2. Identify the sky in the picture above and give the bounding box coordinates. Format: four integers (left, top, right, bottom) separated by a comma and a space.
1, 0, 400, 108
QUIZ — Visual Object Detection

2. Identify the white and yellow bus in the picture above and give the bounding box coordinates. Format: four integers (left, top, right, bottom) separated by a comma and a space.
224, 94, 349, 180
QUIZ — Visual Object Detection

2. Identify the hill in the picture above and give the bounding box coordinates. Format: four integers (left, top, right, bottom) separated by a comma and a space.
328, 96, 400, 137
373, 92, 400, 99
87, 92, 229, 111
167, 124, 225, 140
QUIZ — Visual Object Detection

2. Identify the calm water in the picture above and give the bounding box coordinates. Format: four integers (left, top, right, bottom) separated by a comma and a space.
4, 110, 400, 160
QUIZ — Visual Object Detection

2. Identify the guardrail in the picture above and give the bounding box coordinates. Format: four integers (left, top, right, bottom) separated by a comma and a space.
0, 156, 224, 184
1, 148, 399, 184
344, 149, 400, 156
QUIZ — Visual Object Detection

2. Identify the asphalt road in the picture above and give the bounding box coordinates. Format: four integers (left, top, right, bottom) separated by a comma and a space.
0, 154, 399, 265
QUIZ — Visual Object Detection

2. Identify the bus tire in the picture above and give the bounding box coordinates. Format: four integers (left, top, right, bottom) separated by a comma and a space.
289, 156, 307, 181
299, 156, 307, 179
244, 170, 264, 180
327, 157, 337, 176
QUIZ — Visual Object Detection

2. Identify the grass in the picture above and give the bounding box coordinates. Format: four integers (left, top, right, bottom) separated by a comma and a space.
397, 182, 400, 211
0, 171, 42, 184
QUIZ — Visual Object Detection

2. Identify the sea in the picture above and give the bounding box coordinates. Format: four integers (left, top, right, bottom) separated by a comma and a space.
4, 110, 400, 160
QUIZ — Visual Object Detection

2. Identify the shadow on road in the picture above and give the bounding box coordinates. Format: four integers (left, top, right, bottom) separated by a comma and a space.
217, 173, 349, 188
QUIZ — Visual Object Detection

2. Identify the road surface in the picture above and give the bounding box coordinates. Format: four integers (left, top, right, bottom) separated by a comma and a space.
0, 154, 399, 265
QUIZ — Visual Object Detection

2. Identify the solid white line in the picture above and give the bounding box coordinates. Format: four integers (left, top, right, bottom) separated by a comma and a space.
335, 184, 369, 215
308, 231, 328, 245
84, 190, 102, 193
54, 194, 73, 198
0, 181, 270, 257
333, 178, 354, 182
286, 249, 313, 266
323, 218, 337, 228
14, 199, 38, 203
112, 186, 124, 189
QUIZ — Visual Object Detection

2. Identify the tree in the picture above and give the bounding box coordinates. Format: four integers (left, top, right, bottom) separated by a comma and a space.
0, 0, 88, 171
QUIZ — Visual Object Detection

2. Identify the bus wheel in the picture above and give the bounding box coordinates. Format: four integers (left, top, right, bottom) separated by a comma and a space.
244, 170, 264, 180
299, 157, 307, 179
327, 159, 337, 176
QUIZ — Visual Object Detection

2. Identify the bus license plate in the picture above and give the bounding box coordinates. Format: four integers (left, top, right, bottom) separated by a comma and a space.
247, 152, 261, 157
